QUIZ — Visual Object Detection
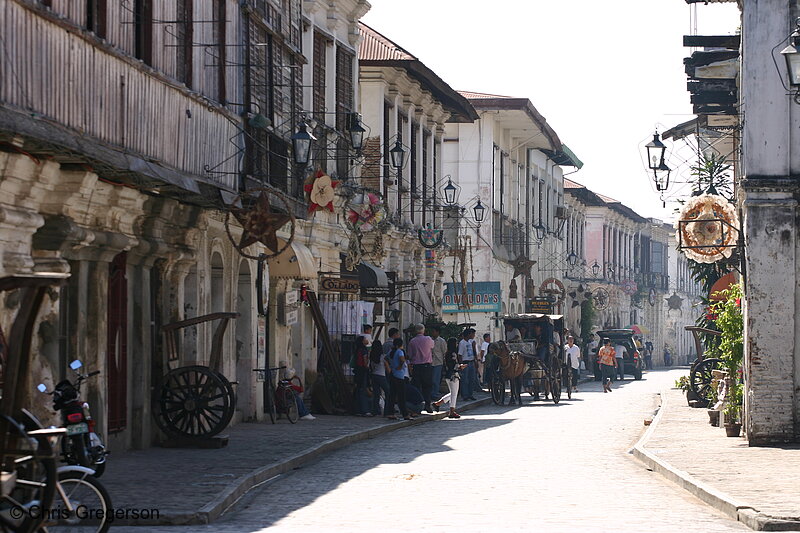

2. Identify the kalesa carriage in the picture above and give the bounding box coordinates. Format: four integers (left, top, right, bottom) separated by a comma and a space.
488, 314, 572, 406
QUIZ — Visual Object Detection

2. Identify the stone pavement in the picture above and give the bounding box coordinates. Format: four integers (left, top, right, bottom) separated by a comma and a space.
101, 392, 493, 525
633, 378, 800, 531
114, 369, 749, 533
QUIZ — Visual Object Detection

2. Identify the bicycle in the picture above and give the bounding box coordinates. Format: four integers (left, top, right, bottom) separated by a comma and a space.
253, 366, 300, 424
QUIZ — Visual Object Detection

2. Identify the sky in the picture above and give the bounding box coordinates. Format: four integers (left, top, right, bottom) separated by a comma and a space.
361, 0, 741, 222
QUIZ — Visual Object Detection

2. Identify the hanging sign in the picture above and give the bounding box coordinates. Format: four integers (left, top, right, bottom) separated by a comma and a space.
320, 276, 360, 294
442, 281, 501, 313
528, 297, 553, 314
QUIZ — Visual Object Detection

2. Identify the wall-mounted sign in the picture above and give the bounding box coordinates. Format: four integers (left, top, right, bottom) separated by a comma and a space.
528, 297, 553, 314
320, 276, 360, 294
361, 271, 396, 298
442, 281, 501, 313
256, 315, 266, 369
284, 308, 299, 326
257, 257, 269, 316
284, 289, 299, 306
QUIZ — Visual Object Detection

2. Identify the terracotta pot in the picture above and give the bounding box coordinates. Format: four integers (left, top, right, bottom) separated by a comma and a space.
724, 423, 741, 437
708, 409, 720, 426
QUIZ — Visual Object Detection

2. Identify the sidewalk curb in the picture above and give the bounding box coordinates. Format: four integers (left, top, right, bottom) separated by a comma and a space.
631, 390, 800, 531
122, 396, 494, 526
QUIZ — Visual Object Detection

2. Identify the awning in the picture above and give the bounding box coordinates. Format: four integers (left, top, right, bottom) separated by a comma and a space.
267, 239, 317, 279
357, 262, 388, 289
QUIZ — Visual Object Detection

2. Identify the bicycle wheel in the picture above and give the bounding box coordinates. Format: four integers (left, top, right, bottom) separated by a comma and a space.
549, 359, 562, 405
564, 365, 573, 400
283, 388, 299, 424
0, 415, 57, 533
46, 471, 112, 533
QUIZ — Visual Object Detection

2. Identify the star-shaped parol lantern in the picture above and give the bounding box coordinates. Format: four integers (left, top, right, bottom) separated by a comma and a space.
666, 292, 684, 311
227, 189, 295, 259
511, 255, 536, 279
304, 170, 339, 214
567, 283, 591, 308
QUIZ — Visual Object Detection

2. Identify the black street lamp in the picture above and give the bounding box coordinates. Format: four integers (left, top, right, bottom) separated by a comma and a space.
389, 139, 406, 170
645, 132, 667, 172
645, 132, 671, 192
347, 112, 366, 151
591, 261, 601, 277
472, 200, 486, 223
291, 122, 316, 166
443, 178, 458, 205
534, 223, 547, 242
567, 251, 578, 267
781, 19, 800, 103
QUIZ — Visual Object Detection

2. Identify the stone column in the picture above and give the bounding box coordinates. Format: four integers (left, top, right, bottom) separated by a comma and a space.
742, 180, 798, 444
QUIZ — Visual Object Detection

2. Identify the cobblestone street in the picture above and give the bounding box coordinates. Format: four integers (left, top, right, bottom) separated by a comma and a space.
115, 369, 748, 532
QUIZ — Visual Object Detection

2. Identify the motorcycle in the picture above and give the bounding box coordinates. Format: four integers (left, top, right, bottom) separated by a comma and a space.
37, 359, 108, 477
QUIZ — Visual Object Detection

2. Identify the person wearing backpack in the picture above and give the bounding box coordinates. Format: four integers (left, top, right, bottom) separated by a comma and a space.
386, 337, 411, 420
353, 335, 372, 416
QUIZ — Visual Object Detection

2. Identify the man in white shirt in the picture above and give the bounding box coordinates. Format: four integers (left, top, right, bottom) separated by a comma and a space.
458, 329, 477, 401
564, 335, 581, 392
614, 342, 627, 381
479, 333, 491, 389
505, 323, 522, 342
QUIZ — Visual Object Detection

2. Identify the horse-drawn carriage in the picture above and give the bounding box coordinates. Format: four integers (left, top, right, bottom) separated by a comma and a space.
488, 314, 571, 406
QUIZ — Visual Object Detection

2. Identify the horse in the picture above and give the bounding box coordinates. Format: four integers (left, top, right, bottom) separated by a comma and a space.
488, 340, 527, 405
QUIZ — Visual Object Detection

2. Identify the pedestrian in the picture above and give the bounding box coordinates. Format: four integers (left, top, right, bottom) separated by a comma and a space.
664, 345, 672, 367
564, 335, 581, 393
598, 338, 617, 392
458, 328, 477, 401
407, 323, 435, 413
369, 340, 391, 417
614, 341, 627, 381
429, 325, 447, 400
362, 324, 373, 347
353, 336, 372, 416
404, 381, 425, 416
645, 340, 654, 370
433, 337, 466, 418
386, 337, 411, 420
586, 333, 599, 380
480, 333, 493, 388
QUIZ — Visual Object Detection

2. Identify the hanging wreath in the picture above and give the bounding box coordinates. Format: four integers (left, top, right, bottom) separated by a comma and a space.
676, 193, 739, 264
540, 277, 566, 304
346, 191, 387, 232
621, 279, 638, 296
592, 287, 610, 310
224, 187, 296, 260
304, 170, 338, 213
418, 224, 444, 249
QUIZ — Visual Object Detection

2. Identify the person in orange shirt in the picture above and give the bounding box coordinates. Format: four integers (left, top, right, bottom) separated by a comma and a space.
597, 338, 618, 393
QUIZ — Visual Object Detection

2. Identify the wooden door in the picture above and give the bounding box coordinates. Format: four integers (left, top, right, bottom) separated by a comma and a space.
106, 252, 128, 433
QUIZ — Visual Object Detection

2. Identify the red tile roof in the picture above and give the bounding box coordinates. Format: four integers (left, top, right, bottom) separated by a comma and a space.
458, 90, 514, 100
358, 22, 416, 61
564, 178, 585, 189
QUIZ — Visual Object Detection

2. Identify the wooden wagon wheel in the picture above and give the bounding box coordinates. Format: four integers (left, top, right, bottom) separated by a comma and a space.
690, 357, 722, 402
154, 366, 236, 439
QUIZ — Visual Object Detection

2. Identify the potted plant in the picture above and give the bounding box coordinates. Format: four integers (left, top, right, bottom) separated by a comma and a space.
723, 403, 741, 437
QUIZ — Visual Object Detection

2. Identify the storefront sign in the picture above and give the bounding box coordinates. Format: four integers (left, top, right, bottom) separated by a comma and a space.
284, 289, 299, 306
256, 316, 266, 367
528, 297, 554, 314
284, 308, 298, 326
360, 271, 396, 298
442, 281, 501, 313
320, 276, 360, 294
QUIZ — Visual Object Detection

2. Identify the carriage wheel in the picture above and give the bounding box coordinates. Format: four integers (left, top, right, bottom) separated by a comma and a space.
549, 359, 562, 404
690, 358, 722, 402
155, 366, 236, 438
490, 376, 506, 405
564, 365, 573, 400
1, 414, 57, 533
